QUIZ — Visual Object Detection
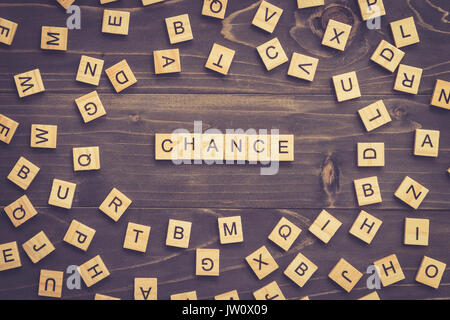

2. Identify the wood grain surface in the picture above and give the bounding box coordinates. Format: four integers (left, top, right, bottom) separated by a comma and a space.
0, 0, 449, 300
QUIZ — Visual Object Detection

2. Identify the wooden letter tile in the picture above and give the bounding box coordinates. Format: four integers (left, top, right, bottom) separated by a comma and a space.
95, 293, 120, 300
0, 17, 18, 46
154, 49, 181, 74
205, 43, 235, 75
284, 252, 317, 287
297, 0, 324, 9
245, 245, 278, 280
288, 53, 319, 82
105, 59, 137, 93
215, 290, 239, 300
166, 219, 192, 248
257, 38, 288, 71
202, 0, 228, 20
4, 195, 38, 228
268, 216, 302, 251
322, 19, 352, 51
14, 69, 45, 98
0, 241, 21, 271
270, 134, 295, 162
224, 134, 247, 162
75, 91, 107, 123
308, 210, 342, 244
78, 255, 110, 287
390, 17, 419, 48
357, 142, 385, 167
349, 210, 382, 244
358, 291, 380, 300
201, 133, 224, 161
30, 124, 57, 149
252, 1, 283, 34
165, 14, 193, 44
332, 71, 361, 102
99, 188, 132, 222
155, 133, 180, 160
76, 55, 104, 86
134, 278, 157, 300
247, 134, 271, 162
414, 128, 439, 158
328, 258, 363, 293
73, 146, 101, 171
394, 176, 429, 210
373, 254, 405, 287
370, 40, 404, 72
64, 219, 96, 251
253, 281, 285, 300
41, 26, 68, 51
170, 290, 197, 300
218, 216, 243, 244
22, 231, 55, 264
48, 178, 77, 209
358, 0, 385, 21
196, 248, 220, 276
123, 222, 151, 253
415, 256, 446, 289
7, 156, 40, 190
404, 218, 429, 246
142, 0, 164, 6
430, 79, 450, 110
354, 176, 382, 206
394, 64, 422, 94
38, 269, 63, 298
56, 0, 75, 9
0, 114, 19, 144
100, 0, 119, 4
102, 10, 130, 35
358, 100, 392, 132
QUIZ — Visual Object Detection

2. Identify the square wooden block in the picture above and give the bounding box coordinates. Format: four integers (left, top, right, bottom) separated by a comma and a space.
247, 134, 271, 162
0, 241, 21, 271
373, 254, 405, 287
284, 252, 317, 288
134, 278, 157, 300
165, 14, 193, 44
288, 53, 319, 82
76, 55, 104, 86
102, 10, 130, 35
224, 134, 247, 162
414, 129, 439, 158
201, 133, 224, 161
256, 38, 288, 71
390, 17, 419, 48
332, 71, 361, 102
358, 100, 392, 132
75, 91, 107, 123
73, 146, 101, 171
154, 133, 181, 160
0, 17, 18, 45
142, 0, 164, 5
245, 245, 278, 280
404, 218, 429, 246
22, 231, 55, 264
394, 176, 429, 210
205, 43, 235, 75
357, 142, 385, 167
394, 64, 422, 94
202, 0, 228, 19
215, 290, 239, 300
357, 0, 385, 21
0, 114, 19, 144
174, 133, 202, 160
78, 255, 110, 287
123, 222, 151, 253
7, 156, 40, 190
328, 258, 363, 293
105, 59, 137, 93
270, 134, 295, 162
415, 256, 446, 289
268, 217, 302, 251
48, 178, 77, 209
41, 26, 68, 51
166, 219, 192, 248
99, 187, 132, 222
170, 290, 197, 300
218, 216, 243, 244
430, 79, 450, 110
4, 195, 38, 228
14, 69, 45, 98
196, 248, 220, 276
56, 0, 75, 9
95, 293, 120, 300
154, 49, 181, 74
322, 19, 352, 51
349, 210, 382, 244
358, 291, 380, 300
253, 281, 285, 300
38, 269, 63, 298
30, 124, 57, 149
370, 40, 404, 72
252, 1, 283, 34
308, 210, 342, 244
63, 219, 96, 251
297, 0, 324, 9
354, 176, 382, 206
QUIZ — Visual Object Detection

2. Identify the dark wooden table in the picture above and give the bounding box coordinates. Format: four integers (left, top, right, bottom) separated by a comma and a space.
0, 0, 449, 300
